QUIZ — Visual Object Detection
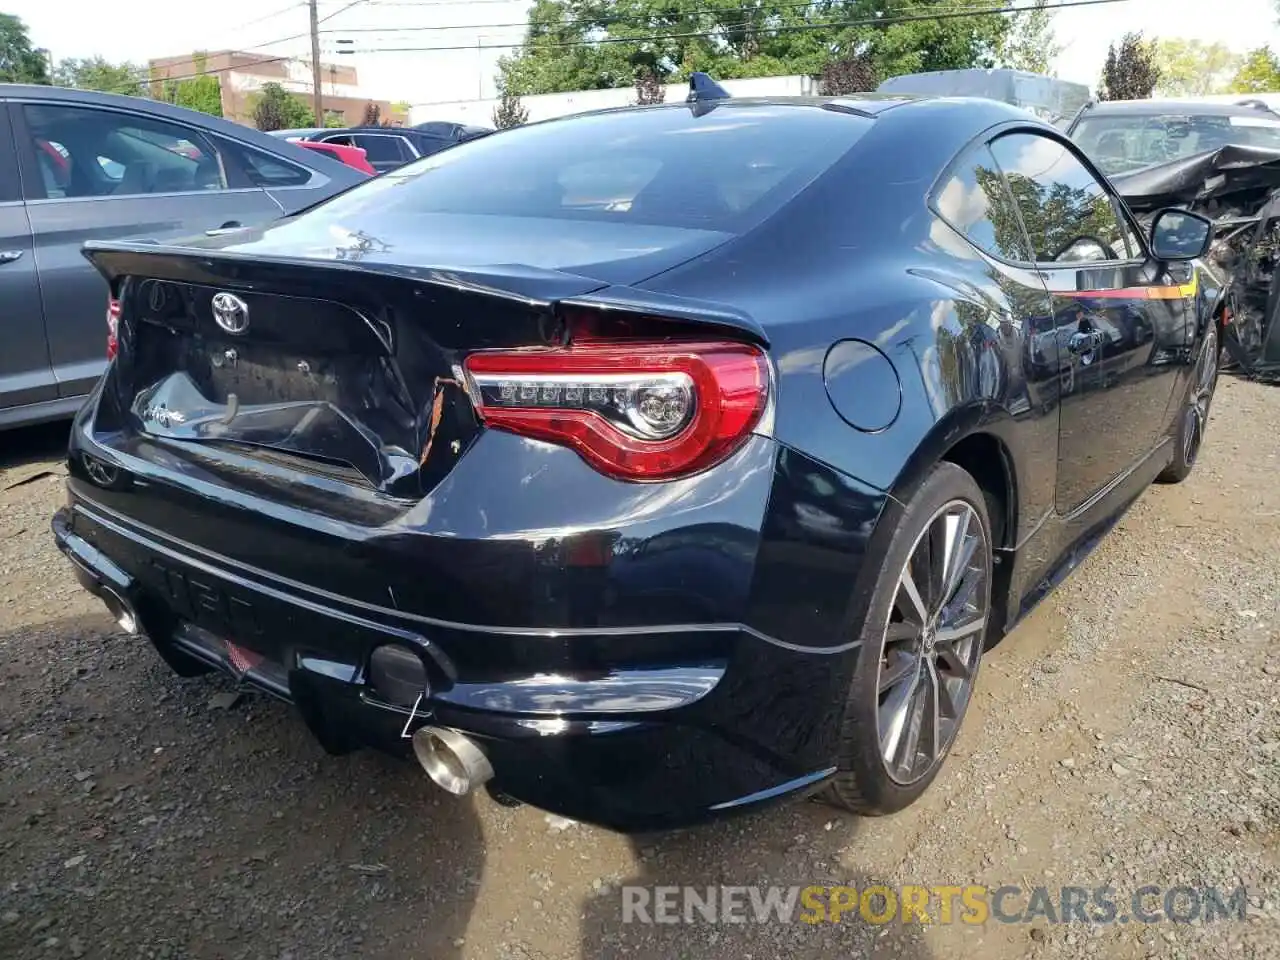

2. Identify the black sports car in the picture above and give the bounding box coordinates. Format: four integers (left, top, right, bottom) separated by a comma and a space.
53, 79, 1223, 832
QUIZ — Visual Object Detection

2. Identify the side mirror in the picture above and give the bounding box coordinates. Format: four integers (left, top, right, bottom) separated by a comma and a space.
1149, 208, 1213, 261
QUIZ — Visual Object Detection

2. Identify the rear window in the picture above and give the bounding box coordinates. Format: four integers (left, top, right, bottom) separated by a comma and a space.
221, 140, 312, 187
1074, 111, 1280, 175
297, 104, 869, 232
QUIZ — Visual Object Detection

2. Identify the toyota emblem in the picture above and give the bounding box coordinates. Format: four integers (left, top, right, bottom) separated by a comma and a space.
211, 292, 250, 335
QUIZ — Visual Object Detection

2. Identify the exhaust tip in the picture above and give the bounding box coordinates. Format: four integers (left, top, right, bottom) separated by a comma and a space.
412, 726, 493, 796
99, 587, 140, 636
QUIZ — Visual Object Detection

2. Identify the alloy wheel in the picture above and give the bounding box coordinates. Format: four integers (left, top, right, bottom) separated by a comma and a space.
1182, 327, 1218, 468
876, 499, 989, 785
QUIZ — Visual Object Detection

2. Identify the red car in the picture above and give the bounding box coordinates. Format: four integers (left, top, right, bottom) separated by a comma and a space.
292, 139, 375, 176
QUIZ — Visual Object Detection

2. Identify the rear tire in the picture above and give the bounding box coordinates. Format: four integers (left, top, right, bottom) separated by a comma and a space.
1158, 324, 1218, 485
823, 461, 992, 815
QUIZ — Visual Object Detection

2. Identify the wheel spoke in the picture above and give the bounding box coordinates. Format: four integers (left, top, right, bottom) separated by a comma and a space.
894, 684, 927, 773
897, 566, 930, 626
935, 614, 986, 646
940, 508, 974, 606
1183, 408, 1201, 464
941, 563, 982, 623
1198, 335, 1217, 392
879, 659, 922, 763
917, 659, 942, 768
935, 636, 975, 682
884, 621, 919, 646
934, 663, 962, 721
879, 649, 918, 693
926, 518, 947, 615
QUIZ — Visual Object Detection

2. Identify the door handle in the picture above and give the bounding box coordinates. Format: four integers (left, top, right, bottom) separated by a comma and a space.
0, 250, 24, 265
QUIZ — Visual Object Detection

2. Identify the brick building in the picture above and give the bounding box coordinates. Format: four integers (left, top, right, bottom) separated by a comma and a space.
148, 51, 405, 128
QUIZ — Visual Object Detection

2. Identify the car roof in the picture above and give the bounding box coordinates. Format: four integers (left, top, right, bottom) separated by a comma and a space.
550, 93, 1037, 126
0, 82, 366, 185
320, 126, 423, 136
1078, 98, 1278, 117
1, 83, 309, 147
271, 127, 327, 138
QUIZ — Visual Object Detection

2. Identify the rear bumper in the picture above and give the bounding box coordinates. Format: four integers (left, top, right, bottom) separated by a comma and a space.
53, 502, 840, 831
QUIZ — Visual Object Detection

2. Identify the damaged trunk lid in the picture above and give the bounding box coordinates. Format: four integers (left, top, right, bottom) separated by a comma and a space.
85, 242, 616, 503
82, 208, 747, 503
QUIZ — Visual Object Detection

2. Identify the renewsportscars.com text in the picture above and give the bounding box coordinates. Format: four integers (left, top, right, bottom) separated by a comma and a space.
620, 884, 1249, 926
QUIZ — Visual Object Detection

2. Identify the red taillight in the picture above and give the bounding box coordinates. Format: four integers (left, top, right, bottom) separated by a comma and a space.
463, 339, 768, 481
106, 297, 121, 360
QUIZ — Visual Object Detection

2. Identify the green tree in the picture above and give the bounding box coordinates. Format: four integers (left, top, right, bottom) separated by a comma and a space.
973, 165, 1029, 260
153, 54, 223, 116
633, 66, 665, 104
1098, 32, 1160, 101
818, 51, 877, 94
998, 0, 1061, 75
492, 81, 529, 128
498, 0, 1012, 97
54, 56, 143, 96
0, 13, 49, 84
1231, 46, 1280, 93
1152, 39, 1240, 96
250, 82, 314, 130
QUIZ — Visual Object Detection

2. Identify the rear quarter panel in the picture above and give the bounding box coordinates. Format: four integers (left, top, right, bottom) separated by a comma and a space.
638, 102, 1062, 643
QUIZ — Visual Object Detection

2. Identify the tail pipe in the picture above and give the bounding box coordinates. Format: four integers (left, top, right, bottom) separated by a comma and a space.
99, 584, 141, 636
411, 726, 494, 796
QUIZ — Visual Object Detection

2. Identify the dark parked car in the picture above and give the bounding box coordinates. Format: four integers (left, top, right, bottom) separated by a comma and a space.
290, 123, 490, 173
1068, 97, 1280, 175
0, 84, 367, 430
52, 87, 1223, 832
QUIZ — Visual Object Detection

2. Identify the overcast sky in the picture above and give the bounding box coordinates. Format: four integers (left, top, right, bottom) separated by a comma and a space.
8, 0, 1280, 105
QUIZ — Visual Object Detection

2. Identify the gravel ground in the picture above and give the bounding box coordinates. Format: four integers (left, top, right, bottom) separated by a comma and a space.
0, 378, 1277, 960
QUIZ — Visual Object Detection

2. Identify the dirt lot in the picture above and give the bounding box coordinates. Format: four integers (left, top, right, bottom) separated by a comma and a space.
1, 380, 1277, 960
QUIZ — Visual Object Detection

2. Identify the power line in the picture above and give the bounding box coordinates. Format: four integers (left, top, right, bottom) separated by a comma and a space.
141, 0, 369, 84
144, 0, 1125, 82
354, 0, 529, 5
316, 0, 889, 35
334, 0, 1132, 53
235, 2, 306, 29
228, 0, 369, 54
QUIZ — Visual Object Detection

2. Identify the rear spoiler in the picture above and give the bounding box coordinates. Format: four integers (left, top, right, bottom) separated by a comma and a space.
81, 239, 769, 344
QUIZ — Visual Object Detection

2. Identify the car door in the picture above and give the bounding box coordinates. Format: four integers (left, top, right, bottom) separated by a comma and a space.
987, 131, 1186, 515
12, 98, 285, 401
0, 101, 56, 416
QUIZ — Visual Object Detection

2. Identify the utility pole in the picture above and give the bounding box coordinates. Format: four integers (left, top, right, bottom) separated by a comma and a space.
309, 0, 324, 125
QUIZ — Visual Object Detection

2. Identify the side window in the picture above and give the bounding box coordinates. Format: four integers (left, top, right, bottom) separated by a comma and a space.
353, 135, 409, 163
934, 144, 1035, 263
22, 103, 227, 200
988, 132, 1137, 265
220, 139, 312, 188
